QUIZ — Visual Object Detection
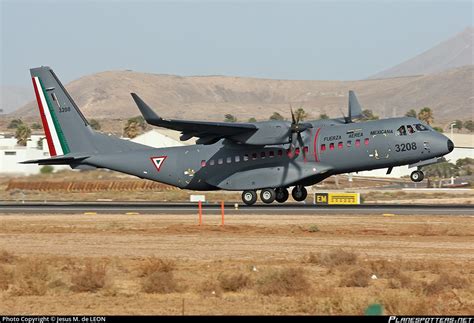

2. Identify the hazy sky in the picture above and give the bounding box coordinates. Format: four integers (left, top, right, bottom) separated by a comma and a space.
1, 0, 472, 87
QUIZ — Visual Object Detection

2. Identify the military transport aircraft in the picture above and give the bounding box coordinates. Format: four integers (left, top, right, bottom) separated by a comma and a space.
24, 66, 454, 205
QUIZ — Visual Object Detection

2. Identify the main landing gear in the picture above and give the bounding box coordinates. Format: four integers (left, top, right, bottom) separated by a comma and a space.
410, 170, 424, 182
241, 186, 307, 205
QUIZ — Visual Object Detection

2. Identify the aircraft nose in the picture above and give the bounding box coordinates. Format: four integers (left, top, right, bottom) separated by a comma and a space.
447, 139, 454, 153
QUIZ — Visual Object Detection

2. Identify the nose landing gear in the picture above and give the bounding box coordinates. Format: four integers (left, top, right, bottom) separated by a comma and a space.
410, 170, 424, 182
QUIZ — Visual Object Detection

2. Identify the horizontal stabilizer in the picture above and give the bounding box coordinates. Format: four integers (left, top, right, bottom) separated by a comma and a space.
20, 155, 88, 165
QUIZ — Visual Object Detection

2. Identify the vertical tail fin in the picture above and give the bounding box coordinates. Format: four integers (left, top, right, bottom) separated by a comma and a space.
30, 66, 145, 156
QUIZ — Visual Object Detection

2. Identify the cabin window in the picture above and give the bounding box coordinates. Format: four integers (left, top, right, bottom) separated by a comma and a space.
235, 156, 240, 162
364, 138, 369, 146
217, 158, 223, 165
269, 151, 275, 158
407, 125, 415, 134
397, 125, 407, 136
201, 160, 206, 167
338, 142, 343, 149
278, 149, 283, 157
329, 143, 335, 150
243, 154, 249, 162
252, 153, 257, 160
355, 139, 361, 147
321, 144, 326, 151
347, 140, 352, 147
415, 124, 428, 131
209, 160, 215, 166
303, 146, 309, 154
261, 152, 266, 159
295, 148, 300, 156
4, 151, 16, 156
226, 156, 232, 164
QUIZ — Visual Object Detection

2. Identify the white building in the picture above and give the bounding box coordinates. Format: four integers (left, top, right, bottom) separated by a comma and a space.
0, 129, 186, 175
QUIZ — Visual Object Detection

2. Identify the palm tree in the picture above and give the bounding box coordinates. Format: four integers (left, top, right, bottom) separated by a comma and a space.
89, 119, 101, 131
405, 109, 417, 118
319, 113, 329, 120
15, 124, 31, 146
417, 107, 433, 125
294, 108, 308, 121
224, 114, 237, 123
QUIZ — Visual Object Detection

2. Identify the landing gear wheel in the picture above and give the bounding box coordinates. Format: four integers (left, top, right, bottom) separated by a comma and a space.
260, 188, 276, 204
275, 188, 289, 203
292, 186, 308, 202
410, 170, 424, 182
242, 190, 257, 205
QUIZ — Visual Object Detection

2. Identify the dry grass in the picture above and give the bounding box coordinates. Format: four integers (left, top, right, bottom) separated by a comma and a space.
340, 268, 370, 287
137, 257, 175, 277
196, 278, 222, 297
256, 267, 310, 296
70, 261, 108, 293
141, 271, 179, 294
11, 259, 50, 296
217, 272, 251, 292
306, 249, 358, 268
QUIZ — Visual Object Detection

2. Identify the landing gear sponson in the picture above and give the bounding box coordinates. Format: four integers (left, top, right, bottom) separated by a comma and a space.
241, 186, 307, 205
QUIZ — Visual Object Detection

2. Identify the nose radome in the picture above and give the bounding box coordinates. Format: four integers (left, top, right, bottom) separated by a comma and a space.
447, 139, 454, 153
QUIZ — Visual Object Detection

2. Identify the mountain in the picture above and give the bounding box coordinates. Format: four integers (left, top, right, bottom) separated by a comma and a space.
370, 27, 473, 79
0, 86, 33, 114
13, 65, 472, 126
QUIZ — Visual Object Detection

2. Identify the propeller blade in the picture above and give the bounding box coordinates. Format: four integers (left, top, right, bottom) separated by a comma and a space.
290, 105, 296, 124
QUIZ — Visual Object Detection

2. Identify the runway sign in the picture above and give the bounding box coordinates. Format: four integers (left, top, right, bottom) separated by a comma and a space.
314, 192, 360, 205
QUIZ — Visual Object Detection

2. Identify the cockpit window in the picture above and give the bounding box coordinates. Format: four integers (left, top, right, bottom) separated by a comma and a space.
415, 124, 429, 131
407, 125, 415, 134
397, 126, 407, 136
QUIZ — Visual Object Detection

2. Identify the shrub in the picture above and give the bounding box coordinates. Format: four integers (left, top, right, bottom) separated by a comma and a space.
340, 268, 370, 287
307, 225, 320, 233
137, 257, 175, 277
0, 250, 15, 264
141, 271, 178, 294
423, 273, 469, 295
0, 265, 12, 290
218, 273, 251, 292
196, 279, 222, 297
40, 165, 54, 174
70, 262, 108, 293
257, 267, 310, 296
306, 249, 358, 267
11, 259, 50, 296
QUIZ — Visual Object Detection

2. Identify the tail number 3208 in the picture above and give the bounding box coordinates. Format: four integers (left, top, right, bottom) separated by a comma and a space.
395, 142, 417, 152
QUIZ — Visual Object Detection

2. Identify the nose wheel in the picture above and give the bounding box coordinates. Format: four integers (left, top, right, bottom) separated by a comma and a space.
292, 185, 308, 202
242, 190, 257, 205
410, 170, 424, 182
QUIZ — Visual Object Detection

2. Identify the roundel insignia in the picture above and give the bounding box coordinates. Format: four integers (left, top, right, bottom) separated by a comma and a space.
150, 156, 167, 172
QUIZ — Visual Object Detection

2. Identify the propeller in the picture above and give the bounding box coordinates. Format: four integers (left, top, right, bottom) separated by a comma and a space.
289, 105, 312, 159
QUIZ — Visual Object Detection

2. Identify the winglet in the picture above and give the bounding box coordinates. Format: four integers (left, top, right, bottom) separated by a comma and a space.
130, 93, 162, 124
348, 90, 363, 120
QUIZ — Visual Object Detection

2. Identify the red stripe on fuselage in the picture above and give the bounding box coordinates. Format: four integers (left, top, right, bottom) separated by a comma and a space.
313, 127, 321, 162
32, 77, 56, 156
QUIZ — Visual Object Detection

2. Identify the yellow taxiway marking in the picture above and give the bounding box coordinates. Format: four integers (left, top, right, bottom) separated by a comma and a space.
383, 213, 395, 217
125, 212, 140, 215
83, 212, 97, 215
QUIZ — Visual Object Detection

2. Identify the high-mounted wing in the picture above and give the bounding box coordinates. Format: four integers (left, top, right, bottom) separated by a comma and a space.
131, 93, 293, 145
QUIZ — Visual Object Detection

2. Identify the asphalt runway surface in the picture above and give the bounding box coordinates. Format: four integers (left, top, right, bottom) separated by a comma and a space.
0, 202, 473, 215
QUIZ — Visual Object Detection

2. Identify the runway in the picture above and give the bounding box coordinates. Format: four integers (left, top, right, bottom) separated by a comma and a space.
0, 202, 473, 215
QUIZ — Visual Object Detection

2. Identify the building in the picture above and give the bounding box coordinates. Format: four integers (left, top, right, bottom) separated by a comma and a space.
0, 129, 185, 175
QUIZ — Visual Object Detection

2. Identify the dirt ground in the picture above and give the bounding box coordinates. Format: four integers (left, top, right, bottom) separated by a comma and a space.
0, 212, 473, 315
